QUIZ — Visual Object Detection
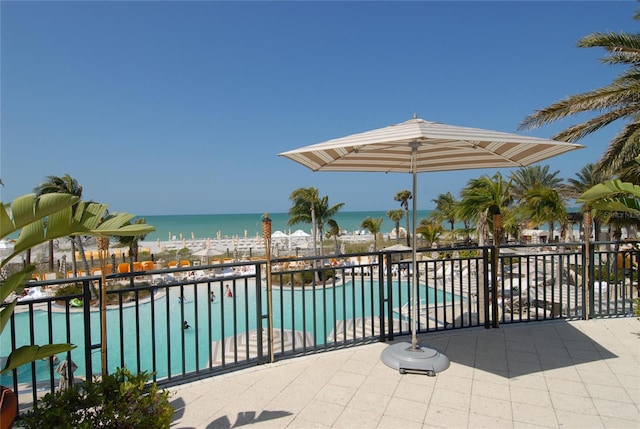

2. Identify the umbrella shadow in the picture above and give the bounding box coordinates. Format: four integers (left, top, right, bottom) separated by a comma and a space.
421, 320, 618, 379
206, 410, 293, 429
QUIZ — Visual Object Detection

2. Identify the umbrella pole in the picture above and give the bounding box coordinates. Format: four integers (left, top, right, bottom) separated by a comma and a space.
411, 147, 418, 349
380, 141, 450, 375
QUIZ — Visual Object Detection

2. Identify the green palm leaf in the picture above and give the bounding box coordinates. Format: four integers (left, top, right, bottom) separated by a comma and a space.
1, 344, 77, 375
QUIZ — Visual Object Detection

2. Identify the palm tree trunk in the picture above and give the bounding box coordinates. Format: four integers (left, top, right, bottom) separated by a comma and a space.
48, 240, 55, 272
311, 206, 317, 258
76, 237, 98, 299
404, 208, 410, 247
71, 239, 77, 275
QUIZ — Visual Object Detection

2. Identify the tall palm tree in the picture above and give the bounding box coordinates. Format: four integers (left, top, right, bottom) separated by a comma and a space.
325, 219, 341, 254
458, 173, 513, 245
115, 218, 149, 262
430, 192, 458, 244
361, 217, 383, 251
519, 8, 640, 177
288, 187, 344, 257
523, 185, 568, 241
386, 209, 404, 244
394, 190, 412, 247
34, 174, 94, 292
566, 163, 610, 241
510, 165, 564, 201
416, 218, 443, 246
288, 187, 319, 255
430, 192, 458, 231
314, 195, 344, 255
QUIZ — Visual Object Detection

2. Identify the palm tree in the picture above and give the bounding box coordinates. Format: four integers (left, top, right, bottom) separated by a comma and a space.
288, 187, 319, 255
314, 195, 344, 255
566, 163, 610, 241
458, 173, 513, 245
288, 187, 344, 256
430, 192, 458, 244
34, 174, 95, 293
508, 165, 569, 241
519, 8, 640, 177
416, 218, 443, 246
510, 165, 565, 201
115, 218, 149, 262
325, 219, 341, 254
386, 209, 404, 244
361, 217, 383, 251
523, 185, 568, 241
394, 190, 412, 247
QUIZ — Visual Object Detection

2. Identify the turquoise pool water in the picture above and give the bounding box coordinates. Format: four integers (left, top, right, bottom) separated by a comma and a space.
1, 280, 453, 385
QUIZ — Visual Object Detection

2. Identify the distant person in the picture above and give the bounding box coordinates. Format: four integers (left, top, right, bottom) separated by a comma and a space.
225, 285, 233, 298
183, 320, 191, 330
210, 291, 216, 302
178, 294, 185, 304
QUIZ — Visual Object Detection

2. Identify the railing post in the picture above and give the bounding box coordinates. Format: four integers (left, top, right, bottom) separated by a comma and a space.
82, 278, 93, 380
482, 247, 491, 329
491, 214, 502, 328
583, 211, 592, 320
379, 252, 389, 341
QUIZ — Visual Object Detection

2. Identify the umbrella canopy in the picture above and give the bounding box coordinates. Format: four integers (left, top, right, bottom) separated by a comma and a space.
382, 244, 413, 252
279, 117, 583, 173
290, 229, 311, 237
194, 246, 224, 257
271, 230, 289, 238
279, 116, 584, 375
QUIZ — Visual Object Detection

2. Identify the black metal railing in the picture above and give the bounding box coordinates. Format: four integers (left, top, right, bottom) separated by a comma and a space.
1, 241, 637, 413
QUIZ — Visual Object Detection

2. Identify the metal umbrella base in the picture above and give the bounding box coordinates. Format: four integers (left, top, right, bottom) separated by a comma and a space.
381, 342, 450, 376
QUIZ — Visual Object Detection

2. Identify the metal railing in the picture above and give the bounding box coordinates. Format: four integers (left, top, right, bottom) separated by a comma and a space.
1, 242, 637, 413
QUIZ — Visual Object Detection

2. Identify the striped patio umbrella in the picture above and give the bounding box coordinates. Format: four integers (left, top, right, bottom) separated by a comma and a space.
279, 116, 584, 374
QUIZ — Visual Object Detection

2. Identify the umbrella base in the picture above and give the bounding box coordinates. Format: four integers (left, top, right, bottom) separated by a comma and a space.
381, 342, 450, 376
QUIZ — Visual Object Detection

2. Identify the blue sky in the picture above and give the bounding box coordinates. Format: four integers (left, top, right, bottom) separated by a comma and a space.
1, 1, 636, 216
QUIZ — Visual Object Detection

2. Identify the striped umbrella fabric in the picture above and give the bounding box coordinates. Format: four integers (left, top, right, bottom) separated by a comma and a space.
279, 117, 583, 173
279, 116, 584, 357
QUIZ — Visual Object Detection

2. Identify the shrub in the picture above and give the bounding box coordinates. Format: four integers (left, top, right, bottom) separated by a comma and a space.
20, 367, 174, 429
54, 283, 83, 298
318, 268, 335, 281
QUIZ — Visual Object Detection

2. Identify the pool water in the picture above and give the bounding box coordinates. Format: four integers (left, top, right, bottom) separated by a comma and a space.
1, 280, 453, 385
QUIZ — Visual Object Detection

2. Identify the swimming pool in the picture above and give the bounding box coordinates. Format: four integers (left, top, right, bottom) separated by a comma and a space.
1, 279, 454, 386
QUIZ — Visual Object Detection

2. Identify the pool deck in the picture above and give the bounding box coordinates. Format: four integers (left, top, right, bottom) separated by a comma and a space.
170, 317, 640, 428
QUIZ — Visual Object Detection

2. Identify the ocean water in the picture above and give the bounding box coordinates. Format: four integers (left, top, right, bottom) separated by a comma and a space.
138, 211, 433, 242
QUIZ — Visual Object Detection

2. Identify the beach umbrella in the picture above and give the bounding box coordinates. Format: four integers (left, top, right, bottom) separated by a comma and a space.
194, 246, 224, 258
279, 116, 584, 375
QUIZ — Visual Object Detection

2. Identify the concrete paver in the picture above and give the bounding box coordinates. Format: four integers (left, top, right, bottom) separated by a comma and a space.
170, 317, 640, 428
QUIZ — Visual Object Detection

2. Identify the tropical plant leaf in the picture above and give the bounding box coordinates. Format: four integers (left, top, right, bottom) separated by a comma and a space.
577, 180, 640, 215
71, 201, 109, 232
577, 180, 640, 202
0, 193, 79, 238
0, 344, 77, 375
95, 213, 154, 236
589, 198, 640, 215
0, 266, 34, 303
0, 299, 18, 339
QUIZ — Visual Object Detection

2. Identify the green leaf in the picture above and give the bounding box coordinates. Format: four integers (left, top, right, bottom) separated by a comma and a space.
0, 300, 18, 337
0, 266, 34, 303
577, 180, 640, 214
1, 193, 79, 238
1, 343, 77, 375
